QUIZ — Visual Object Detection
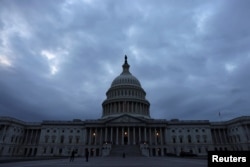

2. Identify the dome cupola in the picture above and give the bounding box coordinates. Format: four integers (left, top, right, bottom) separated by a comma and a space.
102, 55, 150, 119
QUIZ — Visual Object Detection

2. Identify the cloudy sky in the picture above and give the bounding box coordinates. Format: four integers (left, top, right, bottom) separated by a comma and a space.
0, 0, 250, 122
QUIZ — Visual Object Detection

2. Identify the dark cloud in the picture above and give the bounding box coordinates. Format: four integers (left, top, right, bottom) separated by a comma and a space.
0, 0, 249, 122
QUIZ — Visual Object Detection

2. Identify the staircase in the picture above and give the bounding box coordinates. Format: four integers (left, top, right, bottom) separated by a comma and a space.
110, 145, 141, 157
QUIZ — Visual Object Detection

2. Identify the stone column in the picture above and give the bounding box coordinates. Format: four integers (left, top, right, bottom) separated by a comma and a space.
133, 127, 135, 144
155, 128, 157, 145
149, 128, 152, 145
31, 129, 34, 144
25, 130, 30, 144
218, 129, 222, 144
244, 125, 250, 141
94, 128, 97, 145
128, 127, 130, 145
144, 127, 147, 142
34, 130, 38, 144
100, 128, 103, 144
122, 127, 124, 145
105, 127, 107, 142
139, 127, 141, 143
89, 128, 92, 145
160, 128, 163, 145
223, 129, 228, 143
142, 104, 145, 115
213, 129, 217, 144
111, 127, 113, 144
1, 125, 7, 142
116, 127, 119, 145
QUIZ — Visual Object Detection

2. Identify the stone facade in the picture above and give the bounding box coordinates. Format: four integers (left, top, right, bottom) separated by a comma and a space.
0, 56, 250, 158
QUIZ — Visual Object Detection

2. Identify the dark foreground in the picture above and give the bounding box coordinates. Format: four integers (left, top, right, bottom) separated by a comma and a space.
1, 156, 207, 167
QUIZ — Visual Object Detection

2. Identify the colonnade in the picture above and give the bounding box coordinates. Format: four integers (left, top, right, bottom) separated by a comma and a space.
243, 124, 250, 141
22, 129, 41, 145
211, 128, 229, 144
103, 101, 149, 116
86, 126, 165, 146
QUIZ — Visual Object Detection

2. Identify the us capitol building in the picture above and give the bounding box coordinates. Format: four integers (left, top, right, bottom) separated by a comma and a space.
0, 56, 250, 158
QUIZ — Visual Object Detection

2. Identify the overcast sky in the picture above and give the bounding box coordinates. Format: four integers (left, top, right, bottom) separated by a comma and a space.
0, 0, 250, 122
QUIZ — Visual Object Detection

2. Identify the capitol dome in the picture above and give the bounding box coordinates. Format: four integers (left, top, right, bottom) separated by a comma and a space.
111, 56, 141, 87
102, 55, 150, 119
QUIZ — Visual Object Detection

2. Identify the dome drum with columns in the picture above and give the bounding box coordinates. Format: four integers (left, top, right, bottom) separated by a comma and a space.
102, 56, 150, 119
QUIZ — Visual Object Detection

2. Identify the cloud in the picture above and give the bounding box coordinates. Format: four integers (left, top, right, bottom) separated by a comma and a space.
0, 0, 249, 122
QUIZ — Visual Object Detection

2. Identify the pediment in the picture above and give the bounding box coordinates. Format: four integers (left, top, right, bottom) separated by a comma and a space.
105, 114, 146, 124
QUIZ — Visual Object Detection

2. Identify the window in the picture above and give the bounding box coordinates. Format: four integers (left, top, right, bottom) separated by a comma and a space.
179, 136, 183, 143
172, 136, 176, 143
50, 148, 53, 154
52, 136, 56, 143
60, 136, 64, 143
172, 130, 175, 133
196, 135, 200, 143
188, 135, 192, 143
76, 136, 80, 144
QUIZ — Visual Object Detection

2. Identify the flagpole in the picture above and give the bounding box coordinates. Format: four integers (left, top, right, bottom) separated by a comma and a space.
219, 111, 222, 122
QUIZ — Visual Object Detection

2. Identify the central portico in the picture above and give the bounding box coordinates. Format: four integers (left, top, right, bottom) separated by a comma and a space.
85, 114, 166, 156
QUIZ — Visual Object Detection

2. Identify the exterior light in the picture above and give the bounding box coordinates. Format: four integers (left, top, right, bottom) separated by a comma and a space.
125, 132, 127, 135
93, 133, 96, 136
156, 132, 159, 136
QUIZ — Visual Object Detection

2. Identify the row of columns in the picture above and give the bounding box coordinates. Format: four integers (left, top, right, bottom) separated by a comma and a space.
103, 101, 149, 116
212, 129, 229, 144
107, 89, 144, 99
0, 126, 40, 145
0, 125, 8, 142
243, 124, 250, 141
86, 127, 164, 145
23, 129, 40, 145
